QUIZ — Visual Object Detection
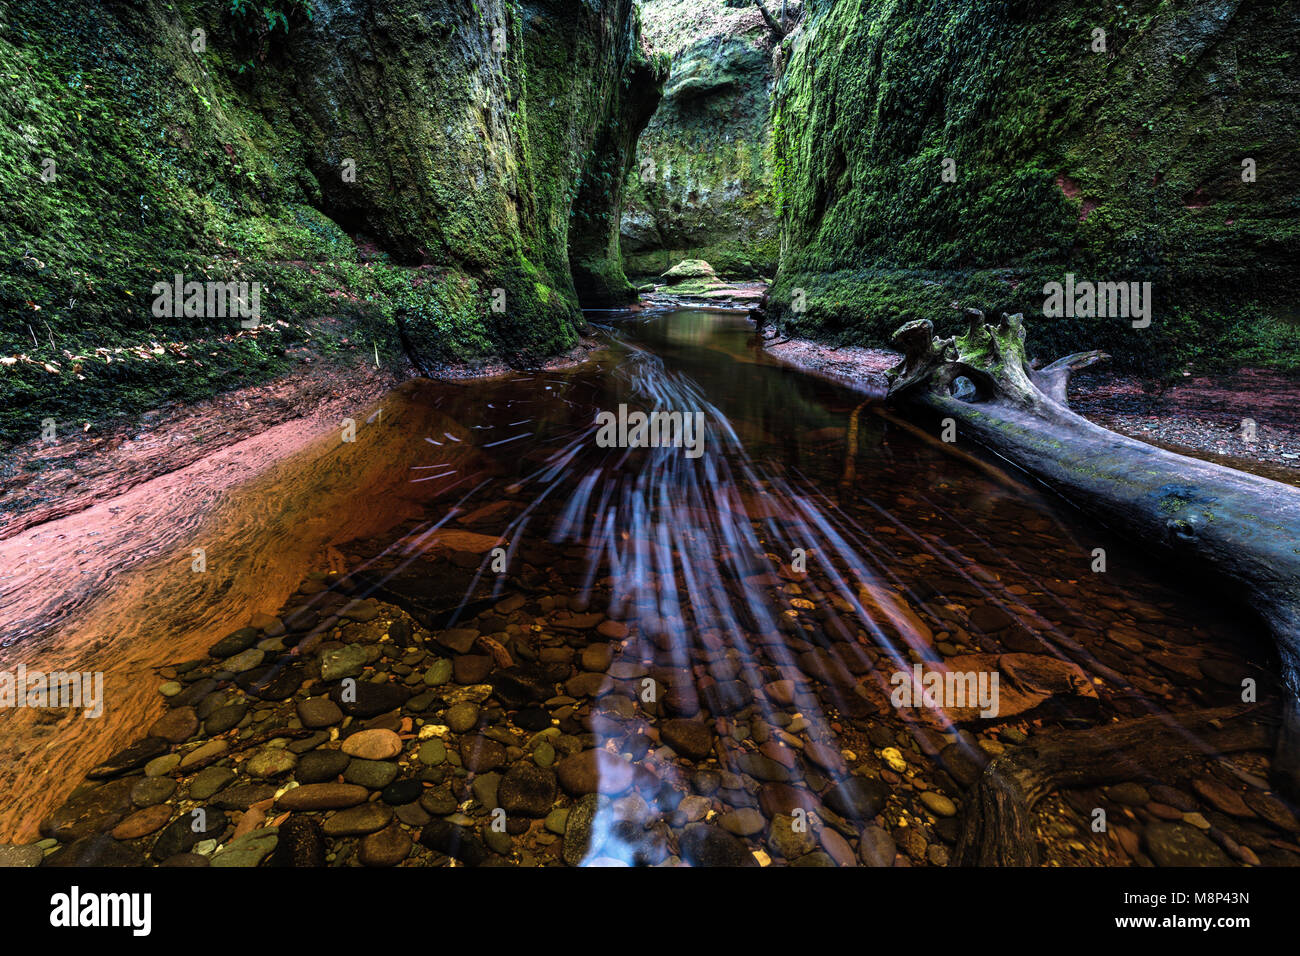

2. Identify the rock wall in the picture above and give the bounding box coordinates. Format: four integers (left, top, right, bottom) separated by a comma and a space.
620, 0, 780, 279
0, 0, 664, 442
766, 0, 1300, 374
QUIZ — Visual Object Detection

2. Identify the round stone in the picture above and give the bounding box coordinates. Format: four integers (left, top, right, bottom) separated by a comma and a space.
382, 779, 423, 805
460, 736, 506, 773
295, 749, 349, 784
342, 729, 403, 760
246, 747, 297, 779
130, 777, 178, 808
1145, 821, 1232, 866
145, 754, 181, 777
660, 719, 715, 760
148, 707, 198, 744
823, 777, 890, 820
418, 739, 447, 766
445, 702, 481, 734
719, 808, 765, 836
919, 791, 957, 817
111, 805, 173, 840
359, 824, 412, 867
189, 767, 236, 800
225, 648, 265, 673
555, 750, 634, 796
344, 759, 400, 790
1106, 782, 1150, 807
498, 763, 558, 817
322, 803, 393, 837
204, 702, 248, 735
297, 697, 343, 729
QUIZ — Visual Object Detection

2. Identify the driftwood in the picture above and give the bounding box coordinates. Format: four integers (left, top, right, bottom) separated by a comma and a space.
886, 309, 1300, 808
954, 705, 1274, 866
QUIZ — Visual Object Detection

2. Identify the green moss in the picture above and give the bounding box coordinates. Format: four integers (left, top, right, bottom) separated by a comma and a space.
767, 0, 1300, 375
0, 0, 661, 443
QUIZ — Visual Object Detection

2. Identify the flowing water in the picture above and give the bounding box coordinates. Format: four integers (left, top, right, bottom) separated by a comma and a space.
0, 307, 1289, 864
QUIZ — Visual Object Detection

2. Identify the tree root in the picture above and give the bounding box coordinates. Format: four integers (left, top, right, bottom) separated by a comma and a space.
954, 704, 1275, 865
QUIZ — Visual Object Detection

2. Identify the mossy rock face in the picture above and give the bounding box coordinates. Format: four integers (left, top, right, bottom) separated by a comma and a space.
766, 0, 1300, 375
0, 0, 662, 443
620, 0, 780, 280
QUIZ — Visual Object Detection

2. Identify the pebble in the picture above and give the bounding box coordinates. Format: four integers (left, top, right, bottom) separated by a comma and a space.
880, 747, 908, 773
225, 648, 265, 673
246, 747, 297, 778
419, 788, 458, 817
919, 791, 957, 817
297, 697, 344, 729
110, 805, 173, 840
342, 729, 403, 760
768, 814, 817, 860
344, 759, 399, 790
423, 660, 453, 686
296, 749, 350, 783
179, 739, 228, 770
276, 783, 370, 811
823, 777, 890, 820
148, 707, 198, 744
678, 822, 758, 868
210, 828, 279, 868
719, 808, 765, 836
0, 845, 44, 867
1192, 777, 1255, 818
204, 702, 248, 735
189, 767, 236, 800
1106, 782, 1150, 806
445, 702, 481, 734
556, 750, 635, 796
660, 719, 715, 760
320, 645, 368, 681
418, 739, 447, 766
359, 825, 411, 867
858, 825, 896, 867
323, 803, 393, 837
131, 777, 178, 807
460, 736, 506, 773
498, 763, 558, 817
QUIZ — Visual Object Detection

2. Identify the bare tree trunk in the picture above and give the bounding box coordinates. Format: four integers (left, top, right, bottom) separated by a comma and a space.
887, 310, 1300, 799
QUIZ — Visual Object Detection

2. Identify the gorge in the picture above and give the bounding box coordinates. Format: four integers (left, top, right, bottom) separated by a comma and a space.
1, 0, 1298, 886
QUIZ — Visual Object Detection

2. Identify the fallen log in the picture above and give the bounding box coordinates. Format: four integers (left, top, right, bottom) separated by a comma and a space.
886, 309, 1300, 798
953, 704, 1274, 866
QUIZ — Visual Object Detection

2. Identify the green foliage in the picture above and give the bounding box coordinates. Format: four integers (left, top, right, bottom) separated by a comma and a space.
228, 0, 312, 71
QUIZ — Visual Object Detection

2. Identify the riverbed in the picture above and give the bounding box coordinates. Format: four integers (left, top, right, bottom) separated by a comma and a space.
1, 307, 1292, 866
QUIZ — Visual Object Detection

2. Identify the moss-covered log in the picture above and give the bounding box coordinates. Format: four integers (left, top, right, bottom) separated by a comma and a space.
887, 309, 1300, 796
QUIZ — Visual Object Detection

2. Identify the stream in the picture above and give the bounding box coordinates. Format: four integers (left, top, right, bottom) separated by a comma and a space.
0, 306, 1288, 865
